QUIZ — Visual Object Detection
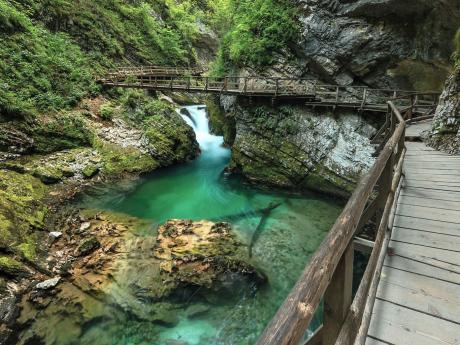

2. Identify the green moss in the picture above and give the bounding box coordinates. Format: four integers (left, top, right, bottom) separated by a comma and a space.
26, 113, 94, 154
205, 96, 236, 145
301, 166, 353, 199
82, 165, 100, 179
17, 241, 37, 261
0, 170, 47, 259
99, 103, 115, 121
98, 142, 159, 175
0, 256, 24, 276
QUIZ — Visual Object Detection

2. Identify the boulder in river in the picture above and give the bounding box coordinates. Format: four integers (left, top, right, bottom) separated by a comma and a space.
154, 219, 266, 293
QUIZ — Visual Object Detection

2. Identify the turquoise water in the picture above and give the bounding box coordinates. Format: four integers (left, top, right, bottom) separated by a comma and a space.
76, 106, 343, 345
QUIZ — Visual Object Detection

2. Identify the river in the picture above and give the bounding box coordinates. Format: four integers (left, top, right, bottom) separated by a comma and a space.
75, 105, 342, 344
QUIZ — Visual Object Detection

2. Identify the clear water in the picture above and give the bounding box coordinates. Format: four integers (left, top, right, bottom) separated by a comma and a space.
74, 105, 343, 345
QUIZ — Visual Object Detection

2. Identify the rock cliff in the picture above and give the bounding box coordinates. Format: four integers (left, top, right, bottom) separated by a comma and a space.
427, 69, 460, 153
219, 0, 460, 197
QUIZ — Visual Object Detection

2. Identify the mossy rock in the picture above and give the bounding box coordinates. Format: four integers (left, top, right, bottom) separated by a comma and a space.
205, 96, 236, 146
82, 165, 99, 179
32, 170, 63, 184
0, 256, 25, 276
24, 113, 95, 154
78, 237, 101, 256
0, 170, 47, 259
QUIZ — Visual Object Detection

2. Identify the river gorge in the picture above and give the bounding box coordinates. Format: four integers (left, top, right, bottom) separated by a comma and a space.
45, 105, 340, 345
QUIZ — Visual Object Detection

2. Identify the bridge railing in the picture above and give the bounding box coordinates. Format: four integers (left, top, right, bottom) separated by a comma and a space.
106, 65, 205, 77
254, 99, 411, 345
100, 74, 439, 110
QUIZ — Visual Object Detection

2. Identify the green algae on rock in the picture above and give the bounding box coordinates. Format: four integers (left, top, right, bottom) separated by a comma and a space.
0, 169, 48, 260
227, 103, 376, 198
12, 211, 265, 345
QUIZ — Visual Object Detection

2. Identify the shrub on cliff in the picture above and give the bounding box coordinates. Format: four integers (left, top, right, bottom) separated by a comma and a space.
212, 0, 299, 73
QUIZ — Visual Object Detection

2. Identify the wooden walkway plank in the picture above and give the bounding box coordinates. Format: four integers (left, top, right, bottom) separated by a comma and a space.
368, 299, 460, 345
378, 265, 460, 305
367, 126, 460, 345
395, 203, 460, 223
383, 255, 460, 284
397, 194, 460, 211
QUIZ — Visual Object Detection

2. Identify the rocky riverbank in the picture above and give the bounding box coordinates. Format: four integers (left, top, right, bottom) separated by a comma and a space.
0, 92, 203, 343
3, 211, 263, 345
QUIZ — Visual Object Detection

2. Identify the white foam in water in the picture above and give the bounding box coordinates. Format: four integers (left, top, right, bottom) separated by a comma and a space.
179, 105, 228, 156
159, 318, 216, 345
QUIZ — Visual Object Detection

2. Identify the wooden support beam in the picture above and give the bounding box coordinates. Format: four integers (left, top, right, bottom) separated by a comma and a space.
353, 237, 374, 255
304, 326, 323, 345
323, 243, 354, 345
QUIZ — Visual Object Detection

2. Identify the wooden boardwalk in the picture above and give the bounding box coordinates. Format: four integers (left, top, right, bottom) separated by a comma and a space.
100, 67, 439, 115
366, 126, 460, 345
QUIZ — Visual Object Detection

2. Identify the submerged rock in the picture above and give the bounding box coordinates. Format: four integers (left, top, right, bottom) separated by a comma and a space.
77, 237, 100, 256
154, 220, 266, 292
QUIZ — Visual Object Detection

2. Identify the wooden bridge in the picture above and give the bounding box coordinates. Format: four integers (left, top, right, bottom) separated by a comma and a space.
102, 66, 459, 345
100, 67, 439, 116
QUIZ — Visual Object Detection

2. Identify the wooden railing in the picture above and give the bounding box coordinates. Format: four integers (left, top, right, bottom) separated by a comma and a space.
100, 73, 439, 114
254, 96, 427, 345
106, 65, 205, 77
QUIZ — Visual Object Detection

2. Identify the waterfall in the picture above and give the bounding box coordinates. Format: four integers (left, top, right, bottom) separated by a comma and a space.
179, 105, 229, 158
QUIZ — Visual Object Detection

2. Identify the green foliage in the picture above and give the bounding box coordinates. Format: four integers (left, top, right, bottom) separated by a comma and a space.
0, 0, 96, 118
100, 103, 115, 121
212, 0, 299, 72
26, 113, 94, 153
0, 0, 207, 118
0, 0, 29, 32
251, 105, 299, 138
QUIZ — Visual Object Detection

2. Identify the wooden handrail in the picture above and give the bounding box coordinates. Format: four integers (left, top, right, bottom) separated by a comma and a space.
255, 100, 413, 345
255, 101, 407, 345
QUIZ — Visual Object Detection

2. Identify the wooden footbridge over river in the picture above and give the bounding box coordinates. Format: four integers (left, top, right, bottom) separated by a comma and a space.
102, 67, 460, 345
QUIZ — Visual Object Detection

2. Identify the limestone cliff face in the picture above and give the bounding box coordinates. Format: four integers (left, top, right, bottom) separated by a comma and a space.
221, 0, 460, 197
296, 0, 459, 90
224, 99, 376, 197
427, 70, 460, 153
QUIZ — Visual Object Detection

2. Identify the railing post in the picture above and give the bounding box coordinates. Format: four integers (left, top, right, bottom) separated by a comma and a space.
335, 86, 340, 104
170, 77, 174, 90
322, 243, 353, 345
275, 78, 279, 97
187, 76, 191, 91
407, 94, 414, 120
224, 77, 228, 91
205, 77, 209, 91
243, 77, 247, 94
360, 88, 368, 111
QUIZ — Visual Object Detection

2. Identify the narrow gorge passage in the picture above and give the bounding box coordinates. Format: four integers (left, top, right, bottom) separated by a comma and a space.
72, 105, 343, 345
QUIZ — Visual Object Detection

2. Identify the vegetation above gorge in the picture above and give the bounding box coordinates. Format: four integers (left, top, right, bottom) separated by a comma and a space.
212, 0, 299, 74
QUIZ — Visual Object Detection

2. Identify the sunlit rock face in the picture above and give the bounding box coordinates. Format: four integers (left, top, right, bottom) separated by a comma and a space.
226, 102, 376, 198
296, 0, 460, 90
427, 71, 460, 154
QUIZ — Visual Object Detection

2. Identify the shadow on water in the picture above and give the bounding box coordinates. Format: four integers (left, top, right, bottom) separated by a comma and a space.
73, 105, 343, 345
